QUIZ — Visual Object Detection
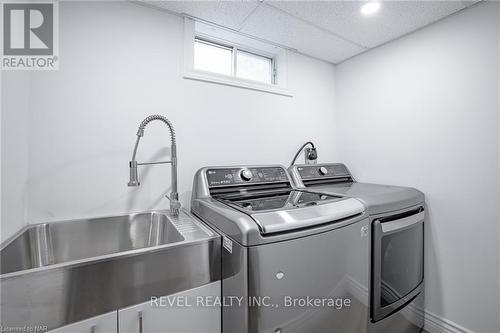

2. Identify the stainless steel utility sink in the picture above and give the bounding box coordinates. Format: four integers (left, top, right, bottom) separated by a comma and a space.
1, 212, 184, 275
0, 210, 221, 331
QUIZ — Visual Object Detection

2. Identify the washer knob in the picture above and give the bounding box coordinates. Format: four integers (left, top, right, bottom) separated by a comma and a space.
240, 169, 253, 181
319, 167, 328, 175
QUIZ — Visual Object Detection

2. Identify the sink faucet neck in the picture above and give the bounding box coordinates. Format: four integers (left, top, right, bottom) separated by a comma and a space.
128, 114, 180, 217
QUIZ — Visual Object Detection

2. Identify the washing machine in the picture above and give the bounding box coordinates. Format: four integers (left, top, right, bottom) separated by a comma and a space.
288, 163, 425, 333
191, 165, 372, 333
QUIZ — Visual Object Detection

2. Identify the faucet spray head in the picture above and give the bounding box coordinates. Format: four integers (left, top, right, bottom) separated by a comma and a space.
128, 161, 140, 187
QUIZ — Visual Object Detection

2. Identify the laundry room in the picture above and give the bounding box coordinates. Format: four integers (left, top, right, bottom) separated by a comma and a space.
1, 1, 499, 333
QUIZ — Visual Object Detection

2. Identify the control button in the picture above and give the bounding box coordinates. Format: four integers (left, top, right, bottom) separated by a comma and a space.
319, 167, 328, 175
240, 169, 253, 181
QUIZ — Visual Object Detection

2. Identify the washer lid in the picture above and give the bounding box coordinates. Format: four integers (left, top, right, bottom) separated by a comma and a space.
217, 190, 365, 234
222, 190, 341, 212
218, 189, 365, 234
249, 197, 364, 234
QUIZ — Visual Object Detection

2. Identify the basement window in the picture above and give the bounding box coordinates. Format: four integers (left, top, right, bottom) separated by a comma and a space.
184, 18, 292, 96
194, 38, 275, 85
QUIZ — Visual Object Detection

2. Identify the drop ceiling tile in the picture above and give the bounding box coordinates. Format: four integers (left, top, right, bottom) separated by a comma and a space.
240, 4, 365, 63
267, 1, 466, 48
143, 1, 261, 30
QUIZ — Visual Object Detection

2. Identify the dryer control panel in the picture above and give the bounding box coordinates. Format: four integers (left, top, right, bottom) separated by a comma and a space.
296, 163, 351, 180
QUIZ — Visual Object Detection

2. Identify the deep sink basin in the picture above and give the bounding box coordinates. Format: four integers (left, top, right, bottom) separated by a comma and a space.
0, 210, 221, 331
1, 212, 184, 275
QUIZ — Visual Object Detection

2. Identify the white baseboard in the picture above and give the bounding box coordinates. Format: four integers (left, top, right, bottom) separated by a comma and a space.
424, 310, 474, 333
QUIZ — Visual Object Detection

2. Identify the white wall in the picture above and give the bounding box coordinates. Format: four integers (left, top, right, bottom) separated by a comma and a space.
335, 2, 500, 332
498, 3, 500, 328
497, 3, 500, 328
0, 1, 336, 240
1, 71, 31, 242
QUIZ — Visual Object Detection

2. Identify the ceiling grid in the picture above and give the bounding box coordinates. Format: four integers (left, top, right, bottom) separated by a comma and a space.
142, 0, 481, 63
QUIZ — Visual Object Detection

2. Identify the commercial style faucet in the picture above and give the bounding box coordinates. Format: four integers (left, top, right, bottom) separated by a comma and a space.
128, 115, 181, 217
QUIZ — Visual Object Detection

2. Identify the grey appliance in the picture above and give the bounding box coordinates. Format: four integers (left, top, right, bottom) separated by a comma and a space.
288, 163, 425, 333
191, 165, 371, 333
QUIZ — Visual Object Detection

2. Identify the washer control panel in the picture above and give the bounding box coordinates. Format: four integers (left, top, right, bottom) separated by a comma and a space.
319, 166, 328, 175
297, 163, 351, 180
207, 167, 289, 187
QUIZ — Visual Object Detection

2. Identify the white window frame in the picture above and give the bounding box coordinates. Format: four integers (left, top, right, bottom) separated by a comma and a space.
183, 17, 292, 97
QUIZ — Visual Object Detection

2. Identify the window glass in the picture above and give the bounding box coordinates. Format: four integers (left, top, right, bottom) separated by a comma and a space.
194, 39, 232, 76
236, 50, 273, 84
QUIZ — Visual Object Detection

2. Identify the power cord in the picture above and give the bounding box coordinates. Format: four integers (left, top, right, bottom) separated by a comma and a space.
290, 141, 317, 166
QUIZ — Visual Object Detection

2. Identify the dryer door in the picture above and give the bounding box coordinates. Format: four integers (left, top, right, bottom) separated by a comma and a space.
371, 207, 424, 322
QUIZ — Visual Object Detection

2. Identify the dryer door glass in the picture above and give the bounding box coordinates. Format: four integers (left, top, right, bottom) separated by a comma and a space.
380, 222, 423, 307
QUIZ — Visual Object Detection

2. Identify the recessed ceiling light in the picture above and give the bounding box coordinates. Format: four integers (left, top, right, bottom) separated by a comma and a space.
361, 1, 381, 16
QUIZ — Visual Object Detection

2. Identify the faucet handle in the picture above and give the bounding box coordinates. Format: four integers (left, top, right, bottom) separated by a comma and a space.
170, 200, 181, 210
165, 194, 181, 216
128, 161, 140, 187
